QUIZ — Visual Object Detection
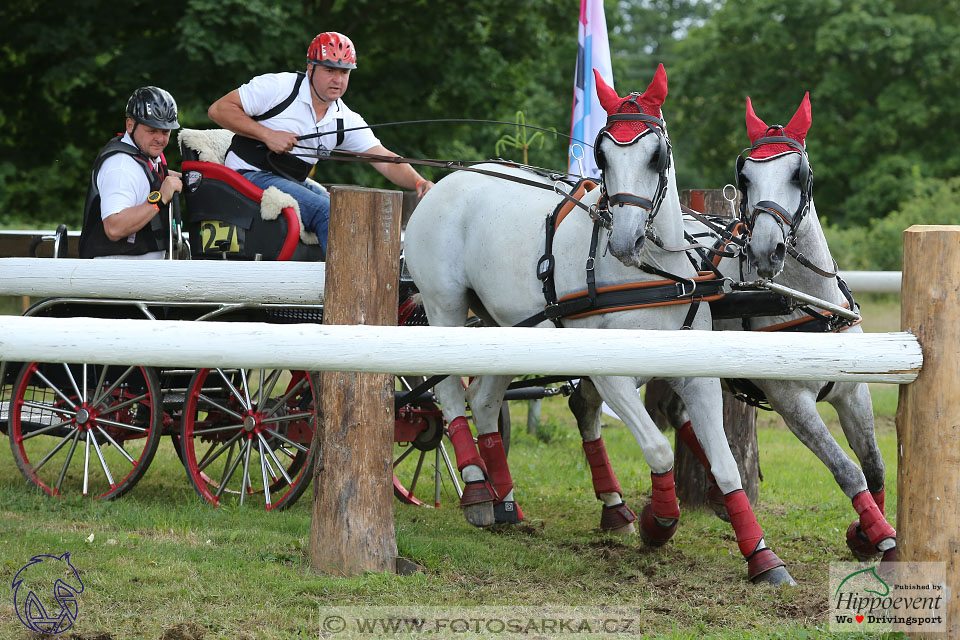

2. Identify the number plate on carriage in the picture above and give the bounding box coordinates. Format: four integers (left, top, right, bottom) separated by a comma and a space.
199, 221, 240, 253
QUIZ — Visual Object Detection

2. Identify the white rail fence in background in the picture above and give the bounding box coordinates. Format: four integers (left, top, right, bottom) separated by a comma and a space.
0, 258, 325, 304
0, 258, 899, 299
838, 270, 901, 294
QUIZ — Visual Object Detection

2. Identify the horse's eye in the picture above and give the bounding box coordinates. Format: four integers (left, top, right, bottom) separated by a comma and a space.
649, 150, 661, 169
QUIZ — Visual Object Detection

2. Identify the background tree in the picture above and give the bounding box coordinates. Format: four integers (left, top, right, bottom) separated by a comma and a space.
671, 0, 960, 227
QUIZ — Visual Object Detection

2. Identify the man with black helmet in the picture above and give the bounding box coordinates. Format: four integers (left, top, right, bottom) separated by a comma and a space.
208, 32, 432, 253
79, 86, 182, 259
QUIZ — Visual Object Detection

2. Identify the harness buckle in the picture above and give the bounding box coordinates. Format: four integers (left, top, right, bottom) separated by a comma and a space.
543, 302, 562, 319
585, 256, 596, 273
536, 254, 555, 282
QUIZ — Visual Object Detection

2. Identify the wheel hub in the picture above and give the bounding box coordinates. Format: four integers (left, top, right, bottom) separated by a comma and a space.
76, 407, 91, 425
243, 415, 258, 432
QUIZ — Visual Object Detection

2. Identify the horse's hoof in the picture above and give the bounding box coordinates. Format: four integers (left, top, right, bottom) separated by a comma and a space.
463, 502, 495, 527
639, 503, 678, 546
461, 481, 495, 527
877, 545, 898, 578
747, 548, 793, 584
494, 501, 524, 524
600, 502, 637, 535
751, 565, 797, 586
707, 484, 729, 522
846, 520, 881, 561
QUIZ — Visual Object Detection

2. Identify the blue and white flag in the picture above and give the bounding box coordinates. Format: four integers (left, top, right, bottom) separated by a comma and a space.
569, 0, 614, 178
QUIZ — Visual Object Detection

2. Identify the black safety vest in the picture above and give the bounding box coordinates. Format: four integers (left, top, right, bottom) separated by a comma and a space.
227, 71, 343, 182
79, 136, 170, 258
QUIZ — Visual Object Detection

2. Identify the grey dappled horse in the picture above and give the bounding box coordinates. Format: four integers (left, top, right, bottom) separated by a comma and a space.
404, 65, 794, 585
571, 93, 896, 568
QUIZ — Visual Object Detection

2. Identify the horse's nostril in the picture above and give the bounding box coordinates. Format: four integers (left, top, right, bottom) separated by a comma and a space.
772, 243, 786, 264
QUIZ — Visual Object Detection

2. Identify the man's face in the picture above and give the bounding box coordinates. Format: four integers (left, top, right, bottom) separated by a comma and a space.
127, 118, 172, 159
309, 65, 351, 102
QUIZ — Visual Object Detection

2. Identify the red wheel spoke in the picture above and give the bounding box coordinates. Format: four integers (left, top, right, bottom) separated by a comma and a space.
258, 432, 293, 485
32, 369, 78, 409
28, 427, 80, 473
55, 430, 82, 493
196, 393, 245, 422
95, 425, 135, 465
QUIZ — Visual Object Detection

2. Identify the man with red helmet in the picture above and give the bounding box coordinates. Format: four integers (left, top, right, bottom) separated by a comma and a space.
208, 32, 433, 254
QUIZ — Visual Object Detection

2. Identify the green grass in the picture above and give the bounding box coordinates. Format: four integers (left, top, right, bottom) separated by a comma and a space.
0, 298, 905, 638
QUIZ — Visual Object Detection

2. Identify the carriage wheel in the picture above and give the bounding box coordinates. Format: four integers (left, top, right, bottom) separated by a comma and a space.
392, 375, 511, 507
8, 362, 163, 499
181, 367, 316, 511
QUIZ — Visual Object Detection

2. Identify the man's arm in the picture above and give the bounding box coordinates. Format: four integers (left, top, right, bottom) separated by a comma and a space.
102, 174, 181, 241
366, 145, 434, 197
208, 90, 298, 154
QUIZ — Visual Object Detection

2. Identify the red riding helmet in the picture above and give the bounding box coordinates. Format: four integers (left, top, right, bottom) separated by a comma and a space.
307, 32, 357, 69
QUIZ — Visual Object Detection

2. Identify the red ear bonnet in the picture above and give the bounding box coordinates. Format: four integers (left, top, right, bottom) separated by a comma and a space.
746, 92, 811, 159
594, 63, 668, 142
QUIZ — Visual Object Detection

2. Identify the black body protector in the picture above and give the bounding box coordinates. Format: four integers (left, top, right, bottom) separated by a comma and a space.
227, 72, 344, 182
79, 136, 170, 258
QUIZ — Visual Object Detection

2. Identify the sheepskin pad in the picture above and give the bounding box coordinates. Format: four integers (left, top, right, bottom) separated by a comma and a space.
177, 128, 318, 244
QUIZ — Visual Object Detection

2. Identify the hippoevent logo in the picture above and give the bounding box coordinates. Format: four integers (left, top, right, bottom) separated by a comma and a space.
829, 562, 945, 633
11, 553, 84, 635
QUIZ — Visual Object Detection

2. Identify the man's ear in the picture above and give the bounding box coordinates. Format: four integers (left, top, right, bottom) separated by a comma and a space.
125, 117, 136, 134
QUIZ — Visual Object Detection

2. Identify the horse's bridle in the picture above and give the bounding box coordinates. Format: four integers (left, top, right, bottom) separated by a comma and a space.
593, 96, 672, 232
734, 128, 812, 245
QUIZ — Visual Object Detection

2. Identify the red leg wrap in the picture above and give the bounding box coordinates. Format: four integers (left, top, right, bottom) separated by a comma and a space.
448, 417, 487, 475
677, 421, 723, 507
725, 489, 765, 558
676, 421, 711, 470
582, 437, 622, 498
872, 488, 886, 517
853, 490, 895, 546
650, 469, 681, 519
477, 432, 513, 501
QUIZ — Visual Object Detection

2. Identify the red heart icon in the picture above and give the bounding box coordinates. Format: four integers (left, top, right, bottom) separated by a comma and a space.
855, 615, 864, 623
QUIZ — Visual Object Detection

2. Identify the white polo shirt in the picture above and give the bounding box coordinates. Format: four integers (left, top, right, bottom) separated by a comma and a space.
95, 132, 165, 259
225, 71, 381, 173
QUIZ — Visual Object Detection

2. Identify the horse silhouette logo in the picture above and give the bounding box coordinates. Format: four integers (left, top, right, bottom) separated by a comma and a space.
12, 553, 84, 634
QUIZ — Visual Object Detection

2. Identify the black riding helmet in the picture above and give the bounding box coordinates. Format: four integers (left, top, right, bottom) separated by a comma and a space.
125, 86, 180, 130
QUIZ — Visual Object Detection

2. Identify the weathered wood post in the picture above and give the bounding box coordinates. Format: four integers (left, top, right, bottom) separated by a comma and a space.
644, 189, 760, 507
896, 225, 960, 638
309, 186, 402, 575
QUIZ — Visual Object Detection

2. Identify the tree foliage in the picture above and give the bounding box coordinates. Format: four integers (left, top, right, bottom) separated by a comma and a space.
0, 0, 574, 227
671, 0, 960, 226
1, 0, 957, 232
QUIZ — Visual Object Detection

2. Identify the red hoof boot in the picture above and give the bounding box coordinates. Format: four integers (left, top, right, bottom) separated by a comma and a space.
747, 548, 794, 585
846, 520, 881, 560
600, 502, 637, 534
494, 501, 524, 524
460, 481, 495, 528
639, 503, 678, 547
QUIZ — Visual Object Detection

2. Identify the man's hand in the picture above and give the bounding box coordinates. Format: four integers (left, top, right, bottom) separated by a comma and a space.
160, 174, 183, 205
263, 129, 299, 154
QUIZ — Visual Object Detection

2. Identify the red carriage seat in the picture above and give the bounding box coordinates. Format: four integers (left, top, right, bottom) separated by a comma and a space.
178, 129, 325, 262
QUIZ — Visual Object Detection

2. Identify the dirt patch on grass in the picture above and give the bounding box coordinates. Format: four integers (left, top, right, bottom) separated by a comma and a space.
160, 622, 206, 640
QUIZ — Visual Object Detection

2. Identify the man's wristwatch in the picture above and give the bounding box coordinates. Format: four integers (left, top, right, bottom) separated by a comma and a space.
147, 190, 164, 206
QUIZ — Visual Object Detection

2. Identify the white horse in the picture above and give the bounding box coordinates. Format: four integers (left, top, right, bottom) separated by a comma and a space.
570, 93, 896, 567
404, 65, 795, 585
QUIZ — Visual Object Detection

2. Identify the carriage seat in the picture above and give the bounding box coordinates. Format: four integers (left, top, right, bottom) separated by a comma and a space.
177, 128, 324, 261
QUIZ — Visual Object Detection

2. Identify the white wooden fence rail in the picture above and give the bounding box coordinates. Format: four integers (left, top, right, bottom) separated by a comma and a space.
0, 316, 921, 384
0, 258, 325, 304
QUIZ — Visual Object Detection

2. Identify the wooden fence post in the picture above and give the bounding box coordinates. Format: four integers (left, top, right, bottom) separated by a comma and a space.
309, 186, 402, 576
896, 225, 960, 638
645, 188, 760, 507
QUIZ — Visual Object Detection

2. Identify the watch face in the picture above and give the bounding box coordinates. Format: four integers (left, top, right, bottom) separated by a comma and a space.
148, 190, 162, 204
